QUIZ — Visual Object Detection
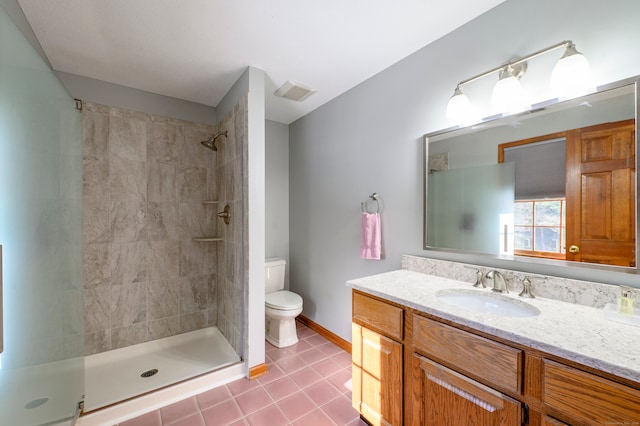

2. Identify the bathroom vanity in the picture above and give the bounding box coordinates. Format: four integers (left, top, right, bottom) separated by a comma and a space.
348, 268, 640, 426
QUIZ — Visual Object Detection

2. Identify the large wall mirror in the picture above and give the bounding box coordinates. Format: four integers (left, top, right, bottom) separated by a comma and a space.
423, 75, 638, 273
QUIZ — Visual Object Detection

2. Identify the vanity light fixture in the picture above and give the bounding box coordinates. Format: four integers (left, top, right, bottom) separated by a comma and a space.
446, 40, 591, 123
551, 42, 591, 98
491, 64, 525, 115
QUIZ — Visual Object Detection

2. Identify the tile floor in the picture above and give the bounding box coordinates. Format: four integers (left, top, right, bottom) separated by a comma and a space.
119, 322, 367, 426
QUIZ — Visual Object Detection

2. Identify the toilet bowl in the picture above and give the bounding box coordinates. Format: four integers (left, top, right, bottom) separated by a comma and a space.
265, 258, 303, 348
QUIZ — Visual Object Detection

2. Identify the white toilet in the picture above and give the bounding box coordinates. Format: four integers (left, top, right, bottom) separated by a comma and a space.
265, 258, 303, 348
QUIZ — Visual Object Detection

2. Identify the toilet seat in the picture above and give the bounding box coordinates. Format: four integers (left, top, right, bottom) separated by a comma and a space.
265, 290, 303, 311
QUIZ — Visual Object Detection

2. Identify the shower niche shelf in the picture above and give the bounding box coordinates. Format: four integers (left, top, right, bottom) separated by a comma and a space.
192, 236, 223, 242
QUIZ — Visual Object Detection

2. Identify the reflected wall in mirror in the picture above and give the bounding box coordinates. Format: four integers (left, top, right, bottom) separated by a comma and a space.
424, 75, 638, 273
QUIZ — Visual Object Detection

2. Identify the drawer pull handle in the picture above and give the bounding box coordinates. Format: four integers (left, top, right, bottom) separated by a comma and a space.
427, 373, 497, 413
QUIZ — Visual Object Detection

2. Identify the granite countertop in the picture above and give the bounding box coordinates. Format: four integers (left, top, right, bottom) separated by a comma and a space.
347, 269, 640, 384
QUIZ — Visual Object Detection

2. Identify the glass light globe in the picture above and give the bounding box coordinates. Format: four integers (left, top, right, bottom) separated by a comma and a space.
551, 45, 591, 98
492, 67, 524, 114
446, 87, 472, 123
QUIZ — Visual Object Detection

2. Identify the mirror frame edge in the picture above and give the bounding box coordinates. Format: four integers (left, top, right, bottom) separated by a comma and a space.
422, 75, 640, 276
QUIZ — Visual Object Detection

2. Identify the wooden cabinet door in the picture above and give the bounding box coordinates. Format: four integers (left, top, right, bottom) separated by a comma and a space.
543, 359, 640, 425
352, 323, 403, 426
541, 416, 568, 426
411, 354, 521, 426
566, 119, 636, 266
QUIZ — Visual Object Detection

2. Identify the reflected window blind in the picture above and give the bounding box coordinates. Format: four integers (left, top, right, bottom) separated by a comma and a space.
503, 137, 566, 200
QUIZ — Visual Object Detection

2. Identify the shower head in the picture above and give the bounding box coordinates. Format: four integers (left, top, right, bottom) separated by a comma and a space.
201, 131, 228, 151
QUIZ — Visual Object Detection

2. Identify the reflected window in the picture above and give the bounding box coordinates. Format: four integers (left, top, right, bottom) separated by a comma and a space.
514, 199, 566, 259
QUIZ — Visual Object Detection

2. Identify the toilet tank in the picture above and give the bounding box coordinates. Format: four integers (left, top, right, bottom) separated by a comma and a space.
265, 258, 286, 293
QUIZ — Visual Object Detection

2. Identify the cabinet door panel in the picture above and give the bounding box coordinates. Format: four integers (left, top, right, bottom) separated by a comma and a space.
543, 359, 640, 425
352, 323, 403, 426
412, 355, 521, 426
541, 416, 568, 426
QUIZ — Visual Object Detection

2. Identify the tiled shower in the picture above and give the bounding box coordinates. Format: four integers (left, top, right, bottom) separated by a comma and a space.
82, 97, 248, 356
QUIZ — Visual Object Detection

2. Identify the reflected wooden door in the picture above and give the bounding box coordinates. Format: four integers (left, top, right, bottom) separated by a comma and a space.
565, 119, 636, 266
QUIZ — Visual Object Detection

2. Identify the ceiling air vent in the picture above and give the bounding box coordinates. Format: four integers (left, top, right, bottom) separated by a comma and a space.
274, 81, 316, 102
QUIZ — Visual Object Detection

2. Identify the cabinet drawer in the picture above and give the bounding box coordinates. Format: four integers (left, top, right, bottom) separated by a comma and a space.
412, 315, 523, 394
353, 292, 403, 341
543, 360, 640, 425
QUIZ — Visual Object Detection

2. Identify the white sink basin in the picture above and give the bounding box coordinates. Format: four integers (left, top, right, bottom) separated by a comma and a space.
436, 289, 540, 318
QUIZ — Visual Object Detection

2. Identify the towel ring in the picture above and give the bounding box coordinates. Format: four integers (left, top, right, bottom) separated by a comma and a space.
361, 193, 381, 213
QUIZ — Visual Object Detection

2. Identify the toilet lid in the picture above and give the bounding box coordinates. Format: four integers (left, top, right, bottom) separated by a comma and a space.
265, 290, 303, 310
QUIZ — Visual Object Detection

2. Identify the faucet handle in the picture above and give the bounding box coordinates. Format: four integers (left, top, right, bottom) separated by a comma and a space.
518, 276, 535, 298
472, 270, 486, 288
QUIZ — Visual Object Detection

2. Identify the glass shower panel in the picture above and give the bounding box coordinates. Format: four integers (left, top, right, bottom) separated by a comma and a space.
0, 5, 84, 426
427, 163, 515, 254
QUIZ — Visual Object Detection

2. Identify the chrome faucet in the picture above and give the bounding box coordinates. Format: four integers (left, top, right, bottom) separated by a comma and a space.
485, 270, 508, 293
472, 269, 486, 288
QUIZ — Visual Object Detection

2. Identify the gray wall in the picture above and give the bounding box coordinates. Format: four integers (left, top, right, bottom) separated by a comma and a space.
289, 0, 640, 342
57, 72, 217, 126
265, 120, 290, 289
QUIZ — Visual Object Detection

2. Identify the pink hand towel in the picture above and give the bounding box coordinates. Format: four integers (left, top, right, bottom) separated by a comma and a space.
360, 212, 381, 260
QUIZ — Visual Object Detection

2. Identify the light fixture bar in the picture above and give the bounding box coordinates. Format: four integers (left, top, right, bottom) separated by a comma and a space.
456, 40, 573, 88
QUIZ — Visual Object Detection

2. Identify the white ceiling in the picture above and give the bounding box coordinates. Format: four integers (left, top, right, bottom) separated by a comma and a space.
18, 0, 505, 124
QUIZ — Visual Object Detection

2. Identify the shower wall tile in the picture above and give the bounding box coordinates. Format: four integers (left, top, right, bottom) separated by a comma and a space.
147, 162, 177, 202
180, 275, 210, 313
179, 126, 211, 168
179, 239, 204, 278
207, 307, 217, 327
82, 110, 110, 162
83, 196, 110, 244
147, 316, 181, 341
207, 275, 217, 310
147, 202, 179, 241
227, 283, 243, 330
109, 116, 146, 162
84, 330, 110, 355
214, 95, 248, 355
147, 280, 180, 320
177, 166, 208, 202
110, 242, 147, 284
83, 161, 109, 196
111, 323, 148, 350
147, 240, 180, 281
206, 167, 217, 201
229, 200, 243, 247
109, 155, 146, 201
180, 311, 207, 334
82, 102, 228, 355
83, 243, 110, 287
148, 121, 180, 163
111, 282, 147, 328
178, 201, 212, 237
84, 284, 111, 333
202, 243, 218, 276
219, 118, 234, 168
216, 163, 230, 202
111, 198, 146, 243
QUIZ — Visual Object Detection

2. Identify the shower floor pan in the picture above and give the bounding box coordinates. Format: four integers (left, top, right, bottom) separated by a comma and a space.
0, 357, 83, 426
84, 327, 240, 412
